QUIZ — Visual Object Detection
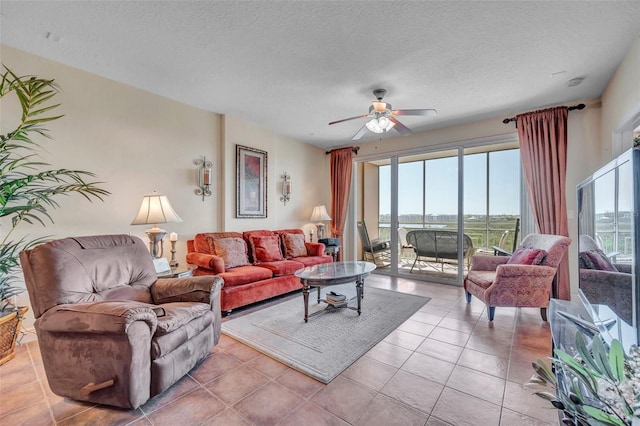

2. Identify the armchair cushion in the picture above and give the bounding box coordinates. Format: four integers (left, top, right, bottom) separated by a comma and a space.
154, 302, 211, 335
212, 237, 250, 269
506, 248, 547, 265
152, 307, 213, 359
282, 233, 308, 258
466, 271, 495, 289
251, 235, 284, 263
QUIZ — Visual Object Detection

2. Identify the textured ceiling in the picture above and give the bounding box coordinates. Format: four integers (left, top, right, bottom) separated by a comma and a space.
1, 1, 639, 149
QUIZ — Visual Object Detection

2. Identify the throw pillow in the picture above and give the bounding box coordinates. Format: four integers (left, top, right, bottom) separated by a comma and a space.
212, 237, 250, 269
585, 249, 618, 272
578, 252, 595, 269
506, 248, 547, 265
251, 235, 284, 263
282, 233, 307, 258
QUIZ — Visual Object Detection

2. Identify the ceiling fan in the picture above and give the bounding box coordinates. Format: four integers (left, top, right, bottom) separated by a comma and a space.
329, 89, 437, 140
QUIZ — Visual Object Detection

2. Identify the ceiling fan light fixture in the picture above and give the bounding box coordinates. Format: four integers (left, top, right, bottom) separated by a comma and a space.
372, 101, 387, 113
366, 118, 384, 133
377, 116, 390, 129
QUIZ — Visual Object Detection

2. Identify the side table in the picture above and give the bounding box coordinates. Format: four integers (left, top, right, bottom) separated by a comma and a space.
157, 264, 196, 278
324, 245, 340, 262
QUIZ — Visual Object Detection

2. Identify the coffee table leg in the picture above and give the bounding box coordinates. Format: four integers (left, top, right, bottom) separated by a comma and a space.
317, 287, 321, 304
356, 279, 363, 315
303, 283, 309, 323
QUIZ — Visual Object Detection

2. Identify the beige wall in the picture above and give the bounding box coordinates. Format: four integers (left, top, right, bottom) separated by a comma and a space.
221, 115, 329, 236
601, 34, 640, 159
0, 45, 328, 328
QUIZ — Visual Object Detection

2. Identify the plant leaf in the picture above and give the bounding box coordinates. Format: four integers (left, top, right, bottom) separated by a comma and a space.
608, 339, 625, 382
582, 406, 627, 426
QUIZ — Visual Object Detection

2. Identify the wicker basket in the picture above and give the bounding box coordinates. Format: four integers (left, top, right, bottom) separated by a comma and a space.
0, 306, 28, 365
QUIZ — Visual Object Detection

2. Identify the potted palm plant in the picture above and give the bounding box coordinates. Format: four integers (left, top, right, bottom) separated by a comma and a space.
0, 66, 109, 364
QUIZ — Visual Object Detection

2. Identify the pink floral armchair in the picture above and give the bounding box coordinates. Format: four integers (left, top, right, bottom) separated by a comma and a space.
464, 233, 571, 321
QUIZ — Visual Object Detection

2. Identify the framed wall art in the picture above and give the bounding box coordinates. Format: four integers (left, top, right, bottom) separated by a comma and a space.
236, 145, 268, 218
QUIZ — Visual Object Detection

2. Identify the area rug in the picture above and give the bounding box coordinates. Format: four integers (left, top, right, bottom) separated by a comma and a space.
222, 284, 430, 383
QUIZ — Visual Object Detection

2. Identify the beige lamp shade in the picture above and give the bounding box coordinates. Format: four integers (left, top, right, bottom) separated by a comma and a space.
309, 205, 331, 222
310, 205, 331, 240
131, 192, 182, 226
131, 192, 181, 259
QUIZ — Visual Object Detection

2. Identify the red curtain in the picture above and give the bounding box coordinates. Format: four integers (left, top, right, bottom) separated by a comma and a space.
517, 106, 571, 300
330, 147, 354, 260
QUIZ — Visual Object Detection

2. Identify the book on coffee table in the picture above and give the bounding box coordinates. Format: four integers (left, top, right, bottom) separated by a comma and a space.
326, 292, 347, 306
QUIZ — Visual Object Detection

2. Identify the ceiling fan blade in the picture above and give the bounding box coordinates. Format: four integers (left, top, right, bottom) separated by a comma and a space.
328, 114, 369, 125
392, 109, 437, 117
352, 124, 368, 140
389, 117, 412, 136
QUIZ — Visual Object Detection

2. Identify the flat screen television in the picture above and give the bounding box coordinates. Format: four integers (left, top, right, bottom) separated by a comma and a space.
576, 148, 640, 351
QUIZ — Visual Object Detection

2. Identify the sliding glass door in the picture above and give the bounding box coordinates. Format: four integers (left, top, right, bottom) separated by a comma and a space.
356, 142, 521, 285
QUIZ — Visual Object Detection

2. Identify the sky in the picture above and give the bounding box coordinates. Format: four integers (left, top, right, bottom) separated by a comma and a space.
379, 149, 521, 217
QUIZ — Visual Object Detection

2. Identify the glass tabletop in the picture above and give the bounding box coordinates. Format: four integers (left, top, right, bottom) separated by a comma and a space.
294, 261, 376, 280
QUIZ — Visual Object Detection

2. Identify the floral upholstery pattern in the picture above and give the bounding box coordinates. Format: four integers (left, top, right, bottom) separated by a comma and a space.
212, 237, 250, 269
282, 233, 308, 258
506, 248, 547, 265
251, 235, 284, 263
464, 233, 571, 321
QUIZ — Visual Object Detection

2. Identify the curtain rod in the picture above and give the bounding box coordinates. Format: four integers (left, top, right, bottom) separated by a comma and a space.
325, 146, 360, 155
502, 103, 586, 124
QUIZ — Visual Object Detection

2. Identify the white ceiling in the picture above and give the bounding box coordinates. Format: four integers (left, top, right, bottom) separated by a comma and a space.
1, 1, 639, 149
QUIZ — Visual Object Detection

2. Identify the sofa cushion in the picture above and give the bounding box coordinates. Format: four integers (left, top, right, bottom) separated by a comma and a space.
218, 265, 273, 287
212, 237, 250, 269
244, 230, 276, 263
291, 255, 333, 267
506, 248, 546, 265
251, 235, 284, 263
194, 232, 243, 255
254, 260, 305, 276
282, 233, 307, 258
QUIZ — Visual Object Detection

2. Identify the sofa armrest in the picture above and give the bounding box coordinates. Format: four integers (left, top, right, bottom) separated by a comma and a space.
470, 255, 509, 271
151, 276, 223, 307
186, 252, 225, 273
305, 242, 326, 256
37, 301, 157, 335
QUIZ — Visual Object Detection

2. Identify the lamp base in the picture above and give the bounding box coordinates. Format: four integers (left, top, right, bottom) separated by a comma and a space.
145, 227, 167, 258
316, 223, 326, 240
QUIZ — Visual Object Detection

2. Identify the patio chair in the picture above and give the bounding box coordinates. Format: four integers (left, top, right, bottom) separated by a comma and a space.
357, 220, 391, 267
398, 228, 414, 260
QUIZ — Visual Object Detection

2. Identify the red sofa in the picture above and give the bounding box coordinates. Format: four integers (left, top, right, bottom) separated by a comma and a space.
186, 228, 332, 313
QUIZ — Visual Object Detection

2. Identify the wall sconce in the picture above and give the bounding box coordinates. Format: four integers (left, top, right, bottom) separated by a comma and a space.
194, 156, 213, 201
280, 172, 291, 205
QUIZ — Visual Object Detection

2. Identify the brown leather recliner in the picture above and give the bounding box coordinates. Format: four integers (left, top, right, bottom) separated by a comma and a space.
20, 234, 223, 409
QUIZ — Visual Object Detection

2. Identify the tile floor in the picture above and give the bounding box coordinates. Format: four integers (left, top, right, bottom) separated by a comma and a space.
0, 274, 559, 425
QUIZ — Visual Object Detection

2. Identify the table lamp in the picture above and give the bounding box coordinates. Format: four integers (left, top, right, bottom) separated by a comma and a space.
310, 205, 332, 240
131, 191, 182, 258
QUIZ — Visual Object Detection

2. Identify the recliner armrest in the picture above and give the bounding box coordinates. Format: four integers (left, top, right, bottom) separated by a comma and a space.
151, 276, 223, 306
37, 301, 158, 335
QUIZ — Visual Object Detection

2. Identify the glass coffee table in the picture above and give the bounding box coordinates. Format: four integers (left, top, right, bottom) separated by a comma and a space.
294, 261, 376, 322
